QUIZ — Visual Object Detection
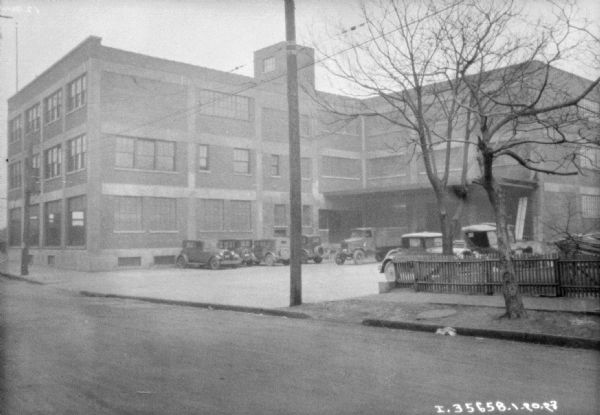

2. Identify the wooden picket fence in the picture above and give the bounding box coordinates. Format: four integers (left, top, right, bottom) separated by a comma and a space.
392, 254, 600, 297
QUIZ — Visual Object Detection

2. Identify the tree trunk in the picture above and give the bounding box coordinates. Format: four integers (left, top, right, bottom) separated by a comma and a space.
482, 167, 527, 318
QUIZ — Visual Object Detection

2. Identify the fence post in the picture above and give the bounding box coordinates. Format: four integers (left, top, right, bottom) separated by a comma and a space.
554, 258, 563, 297
485, 260, 493, 295
413, 261, 420, 292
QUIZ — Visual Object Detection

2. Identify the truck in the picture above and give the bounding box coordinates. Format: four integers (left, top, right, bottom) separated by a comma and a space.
461, 223, 550, 255
334, 226, 406, 265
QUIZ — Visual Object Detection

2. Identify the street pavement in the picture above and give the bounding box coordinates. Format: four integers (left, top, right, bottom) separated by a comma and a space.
1, 260, 381, 308
1, 279, 598, 415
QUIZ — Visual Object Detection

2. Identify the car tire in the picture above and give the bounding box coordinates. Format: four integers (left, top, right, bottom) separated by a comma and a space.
313, 256, 323, 264
334, 253, 345, 265
208, 257, 220, 270
264, 253, 275, 266
383, 261, 396, 282
281, 259, 290, 266
176, 256, 187, 268
353, 250, 365, 265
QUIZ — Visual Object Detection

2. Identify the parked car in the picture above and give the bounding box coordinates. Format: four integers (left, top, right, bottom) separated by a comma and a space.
335, 226, 406, 265
176, 240, 242, 270
252, 238, 291, 266
301, 234, 325, 264
378, 232, 471, 281
462, 223, 548, 255
218, 239, 257, 265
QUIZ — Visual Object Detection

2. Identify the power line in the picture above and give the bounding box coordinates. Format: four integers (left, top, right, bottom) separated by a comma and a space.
105, 3, 456, 139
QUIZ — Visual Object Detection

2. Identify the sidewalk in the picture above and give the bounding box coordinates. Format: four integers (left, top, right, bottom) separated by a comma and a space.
2, 261, 599, 349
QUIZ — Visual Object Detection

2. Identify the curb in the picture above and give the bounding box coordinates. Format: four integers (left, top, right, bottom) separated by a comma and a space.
79, 291, 312, 320
428, 302, 600, 317
0, 271, 44, 285
362, 318, 600, 350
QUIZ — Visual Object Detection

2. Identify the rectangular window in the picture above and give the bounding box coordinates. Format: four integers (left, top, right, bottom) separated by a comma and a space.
582, 195, 600, 218
45, 200, 62, 247
147, 197, 177, 231
263, 56, 276, 73
115, 137, 134, 168
9, 115, 22, 143
67, 196, 86, 246
198, 89, 250, 120
8, 161, 22, 189
45, 145, 62, 178
114, 196, 142, 231
301, 157, 312, 179
44, 89, 62, 124
67, 73, 87, 112
25, 104, 40, 133
114, 136, 175, 171
274, 204, 287, 227
198, 144, 209, 170
234, 148, 250, 174
367, 155, 405, 178
230, 200, 251, 231
197, 199, 224, 231
302, 205, 313, 227
580, 146, 600, 170
271, 154, 280, 176
274, 204, 287, 236
67, 134, 86, 172
28, 204, 40, 247
9, 208, 21, 247
321, 156, 361, 178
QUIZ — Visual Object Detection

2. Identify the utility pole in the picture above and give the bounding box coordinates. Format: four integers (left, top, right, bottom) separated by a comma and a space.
284, 0, 302, 306
1, 14, 27, 274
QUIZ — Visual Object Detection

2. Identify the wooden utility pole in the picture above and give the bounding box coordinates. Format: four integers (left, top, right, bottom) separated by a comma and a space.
285, 0, 302, 306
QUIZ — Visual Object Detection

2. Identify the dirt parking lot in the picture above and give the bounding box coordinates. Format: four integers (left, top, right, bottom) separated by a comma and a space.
12, 259, 384, 308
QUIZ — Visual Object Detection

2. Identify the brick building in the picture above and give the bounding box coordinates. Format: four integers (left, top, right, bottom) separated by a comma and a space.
6, 37, 599, 270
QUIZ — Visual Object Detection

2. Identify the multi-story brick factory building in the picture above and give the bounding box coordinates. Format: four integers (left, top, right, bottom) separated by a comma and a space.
6, 37, 600, 270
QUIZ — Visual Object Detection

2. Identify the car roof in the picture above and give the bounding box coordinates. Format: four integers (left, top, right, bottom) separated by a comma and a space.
462, 223, 497, 232
401, 232, 442, 238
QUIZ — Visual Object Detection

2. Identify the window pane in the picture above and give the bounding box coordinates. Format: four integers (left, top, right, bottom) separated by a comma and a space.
114, 197, 142, 231
197, 199, 224, 231
148, 197, 177, 230
230, 201, 251, 231
68, 196, 86, 246
45, 201, 62, 246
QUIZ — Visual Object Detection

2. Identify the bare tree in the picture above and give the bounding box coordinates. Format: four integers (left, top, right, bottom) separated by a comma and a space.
314, 0, 599, 317
310, 0, 478, 255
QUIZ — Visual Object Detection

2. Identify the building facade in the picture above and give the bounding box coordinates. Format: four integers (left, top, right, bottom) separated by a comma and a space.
6, 37, 600, 270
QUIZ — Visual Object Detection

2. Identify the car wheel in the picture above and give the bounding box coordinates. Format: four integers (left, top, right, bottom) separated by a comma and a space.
208, 257, 220, 270
176, 256, 187, 268
353, 250, 365, 265
264, 253, 275, 266
281, 259, 290, 266
383, 261, 397, 282
334, 253, 345, 265
313, 256, 323, 264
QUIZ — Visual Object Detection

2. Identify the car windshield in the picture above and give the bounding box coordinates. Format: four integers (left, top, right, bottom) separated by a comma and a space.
350, 229, 371, 238
424, 237, 442, 249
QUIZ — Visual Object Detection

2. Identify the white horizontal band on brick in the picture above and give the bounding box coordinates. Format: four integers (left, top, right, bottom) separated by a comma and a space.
102, 183, 256, 200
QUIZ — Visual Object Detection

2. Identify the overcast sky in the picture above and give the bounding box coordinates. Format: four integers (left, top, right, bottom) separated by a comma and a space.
0, 0, 599, 228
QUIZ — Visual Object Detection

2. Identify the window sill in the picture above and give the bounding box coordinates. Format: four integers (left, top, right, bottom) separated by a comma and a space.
197, 169, 211, 174
65, 105, 87, 115
114, 167, 179, 175
148, 230, 179, 234
113, 230, 145, 234
233, 173, 252, 177
66, 168, 86, 175
44, 119, 61, 127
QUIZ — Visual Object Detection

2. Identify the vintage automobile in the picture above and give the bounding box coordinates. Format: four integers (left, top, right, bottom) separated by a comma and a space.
334, 226, 406, 265
301, 234, 325, 264
252, 238, 291, 266
217, 239, 257, 265
176, 240, 242, 270
378, 232, 471, 281
462, 223, 548, 255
